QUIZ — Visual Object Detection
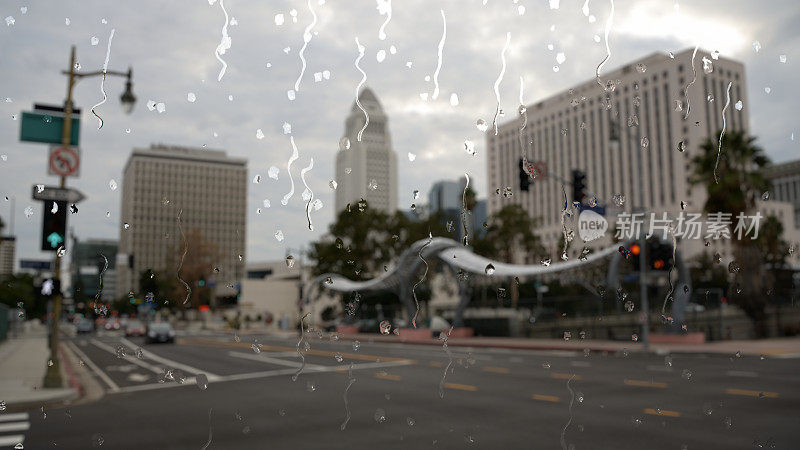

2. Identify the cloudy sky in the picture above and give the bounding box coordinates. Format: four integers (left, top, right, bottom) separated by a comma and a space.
0, 0, 797, 268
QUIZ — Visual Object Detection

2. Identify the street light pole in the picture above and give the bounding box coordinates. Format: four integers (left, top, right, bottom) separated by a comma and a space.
43, 45, 135, 388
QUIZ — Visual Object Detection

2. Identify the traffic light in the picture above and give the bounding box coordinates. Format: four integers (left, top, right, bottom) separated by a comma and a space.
518, 159, 530, 192
571, 170, 587, 204
40, 200, 67, 252
648, 240, 674, 271
629, 243, 642, 271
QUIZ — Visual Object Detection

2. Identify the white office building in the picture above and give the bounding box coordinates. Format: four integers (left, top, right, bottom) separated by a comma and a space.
115, 144, 247, 300
485, 48, 800, 259
334, 88, 398, 214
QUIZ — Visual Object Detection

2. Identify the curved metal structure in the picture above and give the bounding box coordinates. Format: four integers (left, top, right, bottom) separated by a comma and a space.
305, 236, 688, 326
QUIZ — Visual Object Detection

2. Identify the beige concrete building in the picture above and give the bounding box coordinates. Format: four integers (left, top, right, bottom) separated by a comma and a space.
115, 144, 247, 300
334, 88, 398, 214
485, 48, 793, 260
239, 260, 339, 329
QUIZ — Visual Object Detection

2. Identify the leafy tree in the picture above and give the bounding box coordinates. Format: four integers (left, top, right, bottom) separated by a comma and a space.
0, 274, 39, 319
472, 204, 544, 307
691, 130, 773, 336
309, 200, 447, 281
473, 204, 544, 262
164, 228, 219, 308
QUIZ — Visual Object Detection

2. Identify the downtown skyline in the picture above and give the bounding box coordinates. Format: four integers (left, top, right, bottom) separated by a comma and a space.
0, 0, 797, 267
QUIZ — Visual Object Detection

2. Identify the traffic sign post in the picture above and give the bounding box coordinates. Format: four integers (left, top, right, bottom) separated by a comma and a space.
19, 111, 80, 146
32, 185, 86, 204
48, 145, 80, 177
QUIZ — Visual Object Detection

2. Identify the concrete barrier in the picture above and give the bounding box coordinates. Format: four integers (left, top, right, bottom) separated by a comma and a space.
336, 325, 360, 335
397, 328, 433, 342
650, 332, 705, 345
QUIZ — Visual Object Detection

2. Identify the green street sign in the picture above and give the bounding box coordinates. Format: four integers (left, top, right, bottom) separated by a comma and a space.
20, 111, 80, 146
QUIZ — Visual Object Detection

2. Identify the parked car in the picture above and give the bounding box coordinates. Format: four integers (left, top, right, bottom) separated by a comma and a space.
146, 322, 176, 344
125, 320, 146, 337
76, 318, 94, 334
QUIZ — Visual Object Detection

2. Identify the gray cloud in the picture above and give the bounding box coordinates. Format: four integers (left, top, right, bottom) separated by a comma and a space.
0, 0, 797, 268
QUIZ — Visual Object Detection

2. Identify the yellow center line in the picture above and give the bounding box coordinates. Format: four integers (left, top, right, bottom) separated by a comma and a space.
532, 394, 560, 403
374, 372, 402, 381
550, 372, 581, 381
443, 382, 477, 392
178, 337, 414, 364
644, 408, 680, 417
482, 366, 510, 374
725, 388, 779, 398
624, 379, 668, 388
429, 361, 443, 367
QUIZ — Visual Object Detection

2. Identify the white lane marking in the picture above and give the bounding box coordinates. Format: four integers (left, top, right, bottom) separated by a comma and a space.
109, 359, 414, 394
570, 361, 592, 367
0, 422, 29, 432
119, 337, 221, 380
726, 370, 758, 377
0, 435, 25, 447
646, 365, 674, 372
128, 373, 151, 383
228, 351, 327, 370
769, 352, 800, 359
0, 413, 28, 423
509, 357, 524, 363
90, 338, 162, 374
67, 341, 120, 392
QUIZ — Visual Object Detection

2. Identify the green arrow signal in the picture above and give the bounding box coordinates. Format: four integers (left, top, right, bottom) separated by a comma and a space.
47, 232, 64, 248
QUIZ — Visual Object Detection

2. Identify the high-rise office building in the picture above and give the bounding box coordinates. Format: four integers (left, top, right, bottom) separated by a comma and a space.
115, 144, 247, 300
428, 176, 488, 242
763, 159, 800, 229
487, 48, 750, 250
71, 238, 117, 303
335, 88, 398, 214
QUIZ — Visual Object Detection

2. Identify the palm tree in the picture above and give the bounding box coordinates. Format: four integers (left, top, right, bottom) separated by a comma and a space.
691, 130, 772, 336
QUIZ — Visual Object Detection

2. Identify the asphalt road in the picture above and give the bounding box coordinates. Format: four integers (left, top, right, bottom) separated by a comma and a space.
9, 330, 800, 449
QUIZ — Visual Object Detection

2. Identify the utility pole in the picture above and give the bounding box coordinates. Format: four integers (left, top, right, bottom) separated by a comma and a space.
42, 46, 135, 388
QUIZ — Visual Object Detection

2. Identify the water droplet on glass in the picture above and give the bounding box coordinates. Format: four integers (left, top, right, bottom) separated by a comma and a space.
779, 54, 787, 64
728, 261, 740, 273
484, 264, 495, 275
636, 63, 647, 73
476, 119, 488, 132
450, 93, 459, 106
752, 41, 761, 52
379, 320, 392, 335
624, 300, 635, 312
678, 140, 687, 152
115, 346, 126, 358
762, 191, 770, 201
681, 369, 692, 380
5, 16, 15, 26
542, 361, 551, 369
274, 230, 284, 242
735, 100, 743, 111
376, 49, 386, 62
464, 140, 476, 156
640, 137, 649, 148
407, 152, 416, 161
374, 408, 387, 424
196, 373, 208, 390
613, 194, 625, 206
339, 137, 351, 151
24, 206, 34, 218
334, 353, 343, 363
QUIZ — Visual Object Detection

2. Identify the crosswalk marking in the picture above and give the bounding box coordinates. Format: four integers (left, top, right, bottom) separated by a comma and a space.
0, 435, 25, 448
0, 422, 29, 432
0, 414, 28, 423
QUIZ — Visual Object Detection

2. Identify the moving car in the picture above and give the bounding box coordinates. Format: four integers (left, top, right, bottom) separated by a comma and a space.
146, 322, 176, 344
76, 318, 94, 334
125, 320, 146, 337
104, 318, 121, 331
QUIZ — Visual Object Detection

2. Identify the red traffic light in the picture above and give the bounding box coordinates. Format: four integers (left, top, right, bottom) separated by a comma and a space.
630, 244, 641, 255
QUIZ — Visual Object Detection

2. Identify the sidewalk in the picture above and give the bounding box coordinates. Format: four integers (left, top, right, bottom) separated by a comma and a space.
334, 332, 800, 357
0, 322, 78, 409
